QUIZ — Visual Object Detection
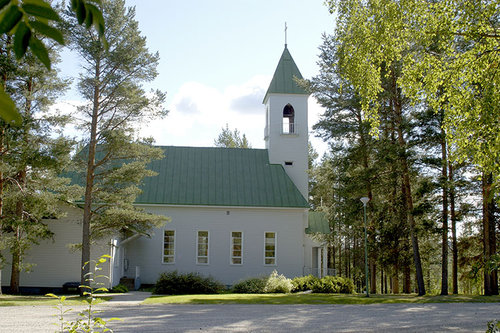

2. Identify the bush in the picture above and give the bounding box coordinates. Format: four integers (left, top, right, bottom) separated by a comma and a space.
263, 270, 293, 293
232, 277, 267, 294
110, 283, 129, 293
292, 275, 320, 292
311, 276, 355, 294
232, 271, 293, 294
154, 271, 225, 295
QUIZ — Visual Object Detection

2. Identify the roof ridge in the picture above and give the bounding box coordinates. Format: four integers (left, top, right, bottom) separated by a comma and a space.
154, 145, 267, 151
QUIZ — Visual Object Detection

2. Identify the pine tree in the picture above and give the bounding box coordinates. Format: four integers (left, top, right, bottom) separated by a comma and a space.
0, 34, 73, 293
63, 0, 168, 294
213, 124, 251, 148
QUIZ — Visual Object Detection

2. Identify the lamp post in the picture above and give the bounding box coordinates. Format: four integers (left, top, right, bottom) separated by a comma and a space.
360, 196, 370, 297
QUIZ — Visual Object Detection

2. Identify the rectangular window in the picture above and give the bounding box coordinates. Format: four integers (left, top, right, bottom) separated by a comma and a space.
197, 231, 209, 264
264, 232, 276, 265
231, 231, 243, 265
163, 230, 175, 264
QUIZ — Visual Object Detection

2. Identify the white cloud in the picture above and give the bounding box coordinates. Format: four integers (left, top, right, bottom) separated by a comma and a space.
141, 76, 329, 155
308, 97, 329, 158
142, 76, 272, 148
53, 76, 329, 157
227, 75, 269, 114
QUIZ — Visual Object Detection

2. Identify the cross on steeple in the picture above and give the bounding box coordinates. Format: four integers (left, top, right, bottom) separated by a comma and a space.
284, 22, 288, 47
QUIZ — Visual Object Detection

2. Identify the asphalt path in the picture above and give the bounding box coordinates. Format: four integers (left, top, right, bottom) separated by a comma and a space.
0, 293, 499, 332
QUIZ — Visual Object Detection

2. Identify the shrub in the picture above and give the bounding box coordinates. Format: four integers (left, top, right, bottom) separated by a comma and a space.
311, 276, 355, 294
111, 283, 129, 293
292, 275, 320, 292
232, 277, 267, 294
47, 254, 117, 332
263, 270, 293, 293
154, 271, 225, 295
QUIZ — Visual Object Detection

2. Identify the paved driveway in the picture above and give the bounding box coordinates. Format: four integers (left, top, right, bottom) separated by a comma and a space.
0, 292, 498, 332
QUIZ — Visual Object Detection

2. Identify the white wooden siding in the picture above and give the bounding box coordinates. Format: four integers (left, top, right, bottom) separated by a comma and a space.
0, 205, 111, 288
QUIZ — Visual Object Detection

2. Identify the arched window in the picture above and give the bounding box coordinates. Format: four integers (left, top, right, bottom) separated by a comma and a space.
282, 104, 295, 134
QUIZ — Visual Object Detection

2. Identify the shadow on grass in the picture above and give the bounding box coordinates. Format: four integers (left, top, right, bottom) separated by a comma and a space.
143, 293, 500, 305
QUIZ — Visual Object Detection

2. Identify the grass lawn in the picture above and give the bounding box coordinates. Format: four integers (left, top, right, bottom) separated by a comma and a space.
143, 293, 500, 305
0, 294, 111, 306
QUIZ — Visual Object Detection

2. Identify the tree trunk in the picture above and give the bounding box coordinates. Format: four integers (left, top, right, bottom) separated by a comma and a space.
338, 221, 342, 277
384, 271, 388, 294
381, 269, 384, 294
10, 76, 31, 294
338, 234, 342, 277
370, 261, 377, 294
440, 126, 449, 295
346, 237, 350, 279
9, 231, 20, 294
0, 127, 4, 296
449, 163, 458, 294
403, 263, 411, 294
358, 113, 375, 294
81, 59, 101, 296
10, 169, 26, 294
482, 173, 498, 295
392, 265, 399, 294
390, 69, 426, 295
0, 38, 10, 296
353, 237, 357, 284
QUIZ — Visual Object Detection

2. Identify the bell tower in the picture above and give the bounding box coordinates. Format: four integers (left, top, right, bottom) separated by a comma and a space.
263, 45, 309, 200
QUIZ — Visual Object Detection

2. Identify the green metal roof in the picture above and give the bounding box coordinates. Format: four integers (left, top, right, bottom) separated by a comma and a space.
124, 146, 308, 208
306, 211, 331, 234
263, 45, 309, 102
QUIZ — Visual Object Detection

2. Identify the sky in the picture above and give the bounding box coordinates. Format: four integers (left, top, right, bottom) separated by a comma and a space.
55, 0, 336, 155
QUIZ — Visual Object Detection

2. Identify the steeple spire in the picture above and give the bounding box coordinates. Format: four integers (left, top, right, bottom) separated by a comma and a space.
263, 46, 308, 103
284, 22, 288, 47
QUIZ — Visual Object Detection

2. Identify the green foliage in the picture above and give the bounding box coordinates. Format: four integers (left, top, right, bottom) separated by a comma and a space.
232, 271, 294, 294
0, 0, 61, 68
154, 271, 225, 295
62, 0, 168, 287
46, 254, 120, 332
327, 0, 500, 189
263, 270, 293, 293
0, 86, 21, 125
0, 30, 75, 292
232, 277, 267, 294
486, 320, 500, 333
291, 275, 320, 292
0, 0, 106, 126
110, 283, 128, 293
213, 123, 251, 148
311, 276, 355, 294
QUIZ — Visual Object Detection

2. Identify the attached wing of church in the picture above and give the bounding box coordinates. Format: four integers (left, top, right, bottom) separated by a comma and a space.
1, 46, 330, 292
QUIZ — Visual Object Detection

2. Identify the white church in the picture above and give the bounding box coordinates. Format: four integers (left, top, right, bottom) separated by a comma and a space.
1, 45, 330, 291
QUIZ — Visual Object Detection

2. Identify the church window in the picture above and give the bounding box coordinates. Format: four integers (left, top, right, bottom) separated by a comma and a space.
264, 232, 277, 265
197, 230, 209, 264
163, 230, 175, 264
282, 104, 295, 134
230, 231, 243, 265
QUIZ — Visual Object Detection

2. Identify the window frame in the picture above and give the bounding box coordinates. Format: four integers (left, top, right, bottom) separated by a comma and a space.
230, 231, 243, 265
264, 231, 277, 266
282, 103, 295, 134
196, 230, 210, 265
162, 229, 176, 264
